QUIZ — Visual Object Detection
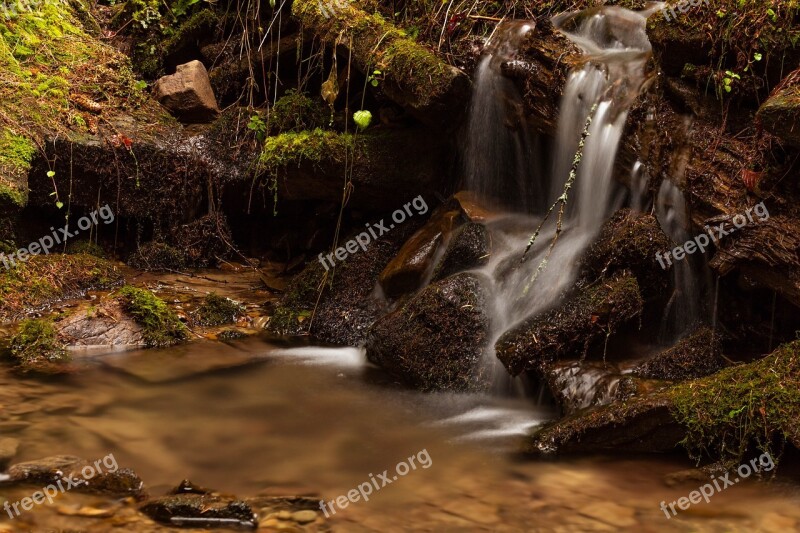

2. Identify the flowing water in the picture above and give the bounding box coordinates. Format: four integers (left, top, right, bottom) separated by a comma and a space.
2, 339, 800, 531
468, 6, 659, 392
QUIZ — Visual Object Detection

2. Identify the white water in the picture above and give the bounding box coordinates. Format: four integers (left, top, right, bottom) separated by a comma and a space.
465, 6, 657, 389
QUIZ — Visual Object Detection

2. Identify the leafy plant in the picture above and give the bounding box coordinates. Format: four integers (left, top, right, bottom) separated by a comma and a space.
247, 113, 267, 142
353, 110, 372, 130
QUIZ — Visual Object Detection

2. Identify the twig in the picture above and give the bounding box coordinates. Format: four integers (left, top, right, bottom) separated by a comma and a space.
521, 102, 598, 294
467, 14, 503, 22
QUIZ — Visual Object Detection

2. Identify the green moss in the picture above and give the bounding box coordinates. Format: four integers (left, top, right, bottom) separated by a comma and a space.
259, 129, 355, 169
0, 129, 35, 209
9, 318, 69, 373
269, 90, 327, 133
117, 285, 188, 347
0, 254, 123, 320
670, 340, 800, 462
196, 293, 244, 326
0, 0, 148, 208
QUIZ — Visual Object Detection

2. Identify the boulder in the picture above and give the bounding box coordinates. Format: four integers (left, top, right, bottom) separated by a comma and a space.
496, 271, 644, 376
57, 300, 146, 350
366, 273, 491, 391
154, 60, 220, 123
580, 208, 674, 296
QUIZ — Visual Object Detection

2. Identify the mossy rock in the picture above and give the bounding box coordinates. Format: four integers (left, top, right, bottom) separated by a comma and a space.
291, 0, 469, 125
117, 285, 188, 347
9, 319, 70, 374
757, 69, 800, 146
632, 327, 726, 381
670, 339, 800, 461
496, 271, 644, 377
195, 293, 244, 326
366, 272, 491, 392
268, 90, 328, 134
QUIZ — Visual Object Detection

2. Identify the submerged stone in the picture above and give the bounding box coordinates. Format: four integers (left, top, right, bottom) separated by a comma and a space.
7, 455, 144, 497
140, 493, 255, 528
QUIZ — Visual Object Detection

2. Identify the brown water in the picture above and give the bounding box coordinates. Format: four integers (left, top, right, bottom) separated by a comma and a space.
0, 337, 799, 532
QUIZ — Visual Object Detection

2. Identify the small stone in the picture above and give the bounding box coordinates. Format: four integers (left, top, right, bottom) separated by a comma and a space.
291, 510, 317, 523
276, 510, 293, 520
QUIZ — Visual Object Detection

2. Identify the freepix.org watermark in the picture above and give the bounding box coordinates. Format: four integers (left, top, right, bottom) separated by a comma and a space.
0, 204, 115, 270
660, 451, 775, 519
318, 195, 428, 271
4, 453, 119, 519
655, 201, 769, 270
660, 0, 710, 23
318, 0, 350, 19
319, 448, 432, 517
1, 0, 60, 19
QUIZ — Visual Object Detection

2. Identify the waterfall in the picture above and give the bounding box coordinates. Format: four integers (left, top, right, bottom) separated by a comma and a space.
462, 6, 658, 389
463, 21, 541, 212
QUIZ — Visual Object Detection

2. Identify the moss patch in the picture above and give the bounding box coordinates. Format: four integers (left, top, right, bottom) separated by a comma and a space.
9, 318, 69, 373
117, 285, 188, 347
0, 254, 122, 320
195, 293, 244, 326
259, 129, 354, 170
670, 340, 800, 461
0, 0, 149, 208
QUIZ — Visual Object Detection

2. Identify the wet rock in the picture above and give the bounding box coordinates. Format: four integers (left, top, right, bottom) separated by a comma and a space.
366, 273, 491, 391
632, 327, 726, 381
379, 207, 462, 299
496, 271, 644, 376
140, 493, 256, 528
170, 479, 213, 495
451, 191, 497, 223
268, 221, 422, 345
581, 208, 673, 296
6, 455, 144, 497
154, 60, 220, 123
525, 393, 684, 455
432, 222, 491, 281
58, 300, 146, 350
546, 361, 622, 414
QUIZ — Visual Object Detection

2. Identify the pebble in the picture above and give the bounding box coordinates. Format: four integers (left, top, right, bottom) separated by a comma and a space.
291, 510, 317, 523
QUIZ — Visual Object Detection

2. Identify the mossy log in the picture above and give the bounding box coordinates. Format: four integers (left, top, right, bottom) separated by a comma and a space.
291, 0, 470, 126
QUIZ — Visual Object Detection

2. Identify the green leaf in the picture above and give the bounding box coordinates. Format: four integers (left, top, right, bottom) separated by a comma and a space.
353, 110, 372, 131
55, 201, 64, 209
46, 170, 55, 178
754, 52, 762, 61
370, 79, 379, 87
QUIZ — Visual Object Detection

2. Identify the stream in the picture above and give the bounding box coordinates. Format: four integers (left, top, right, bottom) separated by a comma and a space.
0, 337, 799, 531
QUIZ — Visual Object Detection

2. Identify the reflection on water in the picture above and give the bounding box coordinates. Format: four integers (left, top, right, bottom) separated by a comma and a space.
0, 337, 798, 531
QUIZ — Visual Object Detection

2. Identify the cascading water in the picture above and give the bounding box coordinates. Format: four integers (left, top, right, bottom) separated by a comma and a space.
467, 6, 659, 389
464, 21, 542, 212
655, 179, 703, 341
